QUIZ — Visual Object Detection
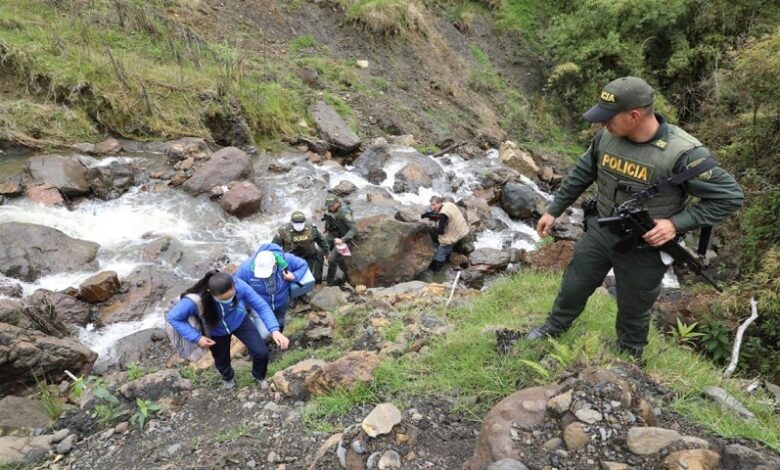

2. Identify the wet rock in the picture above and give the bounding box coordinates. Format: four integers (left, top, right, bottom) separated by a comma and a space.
0, 222, 99, 282
542, 437, 563, 452
0, 300, 26, 328
110, 328, 169, 370
702, 386, 756, 421
161, 137, 211, 162
393, 161, 432, 193
663, 449, 720, 470
94, 138, 123, 155
306, 351, 380, 396
310, 286, 349, 311
352, 139, 442, 182
722, 443, 780, 469
0, 322, 97, 395
0, 179, 23, 197
499, 141, 539, 178
78, 271, 121, 303
25, 183, 64, 206
563, 422, 589, 450
0, 396, 50, 435
118, 369, 192, 401
486, 458, 529, 470
458, 195, 498, 231
378, 450, 401, 469
86, 161, 135, 200
0, 276, 23, 298
469, 248, 510, 273
96, 267, 178, 326
361, 403, 402, 437
182, 147, 253, 195
345, 216, 435, 288
220, 181, 263, 218
520, 240, 575, 272
271, 359, 327, 400
300, 311, 334, 344
333, 180, 358, 196
309, 100, 361, 153
626, 427, 682, 455
26, 154, 90, 196
202, 94, 254, 147
368, 168, 388, 185
575, 408, 602, 424
0, 435, 53, 464
500, 182, 539, 220
467, 385, 560, 469
26, 289, 93, 327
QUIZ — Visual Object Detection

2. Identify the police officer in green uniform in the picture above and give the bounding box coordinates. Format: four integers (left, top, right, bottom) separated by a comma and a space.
322, 195, 358, 286
272, 211, 330, 284
525, 76, 744, 359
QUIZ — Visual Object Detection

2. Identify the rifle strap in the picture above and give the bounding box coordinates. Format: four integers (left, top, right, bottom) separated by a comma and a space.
630, 156, 718, 204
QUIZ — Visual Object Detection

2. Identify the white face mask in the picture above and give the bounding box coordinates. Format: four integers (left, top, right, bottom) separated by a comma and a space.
292, 222, 306, 232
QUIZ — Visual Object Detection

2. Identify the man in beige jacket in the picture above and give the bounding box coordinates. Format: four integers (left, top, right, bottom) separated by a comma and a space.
428, 196, 470, 271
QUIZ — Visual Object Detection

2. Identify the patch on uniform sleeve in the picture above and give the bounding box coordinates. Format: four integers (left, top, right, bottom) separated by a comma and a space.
688, 157, 712, 180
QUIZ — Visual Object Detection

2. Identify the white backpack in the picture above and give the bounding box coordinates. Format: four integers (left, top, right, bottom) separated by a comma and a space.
165, 294, 210, 362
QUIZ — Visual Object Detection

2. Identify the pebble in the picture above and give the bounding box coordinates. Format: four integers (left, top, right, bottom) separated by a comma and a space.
100, 429, 115, 440
351, 440, 365, 454
52, 428, 70, 444
247, 459, 256, 468
337, 443, 347, 467
575, 408, 603, 424
378, 450, 401, 469
267, 451, 280, 463
555, 449, 569, 459
166, 443, 182, 456
55, 434, 75, 455
542, 437, 563, 451
114, 422, 129, 434
243, 402, 256, 410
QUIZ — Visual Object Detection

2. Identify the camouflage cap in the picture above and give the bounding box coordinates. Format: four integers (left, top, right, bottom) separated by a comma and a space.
324, 195, 339, 207
291, 211, 306, 223
583, 76, 655, 123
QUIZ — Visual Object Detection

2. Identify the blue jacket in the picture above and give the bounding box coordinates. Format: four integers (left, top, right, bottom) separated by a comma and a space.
166, 277, 279, 343
236, 243, 309, 312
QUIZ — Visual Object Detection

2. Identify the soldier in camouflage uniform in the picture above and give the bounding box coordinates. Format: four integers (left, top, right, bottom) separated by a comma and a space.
272, 211, 329, 284
322, 195, 358, 286
526, 77, 744, 359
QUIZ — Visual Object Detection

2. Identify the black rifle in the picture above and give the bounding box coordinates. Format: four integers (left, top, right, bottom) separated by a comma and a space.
598, 199, 722, 292
421, 209, 440, 221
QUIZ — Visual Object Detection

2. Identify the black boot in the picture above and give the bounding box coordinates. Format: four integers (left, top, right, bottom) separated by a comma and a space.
429, 259, 445, 272
524, 324, 562, 341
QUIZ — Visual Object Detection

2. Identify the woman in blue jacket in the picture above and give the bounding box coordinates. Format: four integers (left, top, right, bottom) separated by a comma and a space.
167, 270, 290, 389
236, 243, 309, 332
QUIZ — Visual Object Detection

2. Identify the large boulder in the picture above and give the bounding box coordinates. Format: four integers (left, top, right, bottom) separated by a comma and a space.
220, 181, 263, 218
0, 395, 49, 435
310, 286, 349, 312
309, 100, 361, 153
0, 299, 28, 328
0, 223, 99, 282
500, 182, 539, 220
108, 328, 169, 371
78, 271, 121, 303
499, 141, 539, 178
0, 322, 97, 396
271, 359, 327, 400
0, 435, 54, 465
393, 161, 432, 194
0, 276, 22, 298
0, 180, 23, 197
96, 267, 179, 326
469, 248, 511, 273
182, 147, 253, 195
26, 289, 93, 327
306, 351, 380, 396
86, 161, 136, 200
344, 216, 435, 288
25, 183, 64, 206
352, 139, 442, 182
117, 369, 192, 401
25, 154, 90, 197
459, 195, 499, 231
467, 385, 561, 469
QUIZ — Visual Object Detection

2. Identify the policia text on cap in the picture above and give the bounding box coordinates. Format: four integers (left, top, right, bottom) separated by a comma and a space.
526, 76, 744, 359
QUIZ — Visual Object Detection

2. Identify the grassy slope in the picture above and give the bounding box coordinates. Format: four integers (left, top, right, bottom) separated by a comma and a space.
294, 272, 780, 451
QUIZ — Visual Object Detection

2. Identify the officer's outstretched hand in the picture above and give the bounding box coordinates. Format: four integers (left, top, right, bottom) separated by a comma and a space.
643, 219, 677, 247
536, 213, 556, 237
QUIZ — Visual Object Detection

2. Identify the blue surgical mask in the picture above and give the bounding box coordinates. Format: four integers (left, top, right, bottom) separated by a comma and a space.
217, 295, 235, 305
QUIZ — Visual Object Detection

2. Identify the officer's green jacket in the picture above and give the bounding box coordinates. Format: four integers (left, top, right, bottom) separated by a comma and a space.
323, 204, 358, 242
547, 114, 744, 233
272, 223, 329, 257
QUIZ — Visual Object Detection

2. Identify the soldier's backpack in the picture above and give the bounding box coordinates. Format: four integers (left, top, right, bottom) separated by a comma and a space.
165, 294, 210, 362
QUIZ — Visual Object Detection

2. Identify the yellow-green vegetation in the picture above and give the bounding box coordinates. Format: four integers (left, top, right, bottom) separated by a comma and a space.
212, 423, 251, 444
302, 272, 780, 452
35, 376, 65, 424
338, 0, 423, 35
0, 0, 306, 147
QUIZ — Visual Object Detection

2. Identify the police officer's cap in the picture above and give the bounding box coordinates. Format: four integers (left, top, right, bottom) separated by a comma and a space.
291, 211, 306, 223
324, 195, 339, 207
583, 76, 655, 123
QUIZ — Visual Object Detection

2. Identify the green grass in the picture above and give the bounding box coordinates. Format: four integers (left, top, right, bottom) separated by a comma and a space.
290, 34, 316, 52
213, 423, 251, 444
338, 0, 421, 35
35, 377, 64, 425
301, 271, 780, 451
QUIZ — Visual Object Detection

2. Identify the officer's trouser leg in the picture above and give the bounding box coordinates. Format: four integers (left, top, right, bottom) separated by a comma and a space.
544, 225, 613, 333
307, 252, 324, 284
612, 247, 667, 353
326, 249, 338, 284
